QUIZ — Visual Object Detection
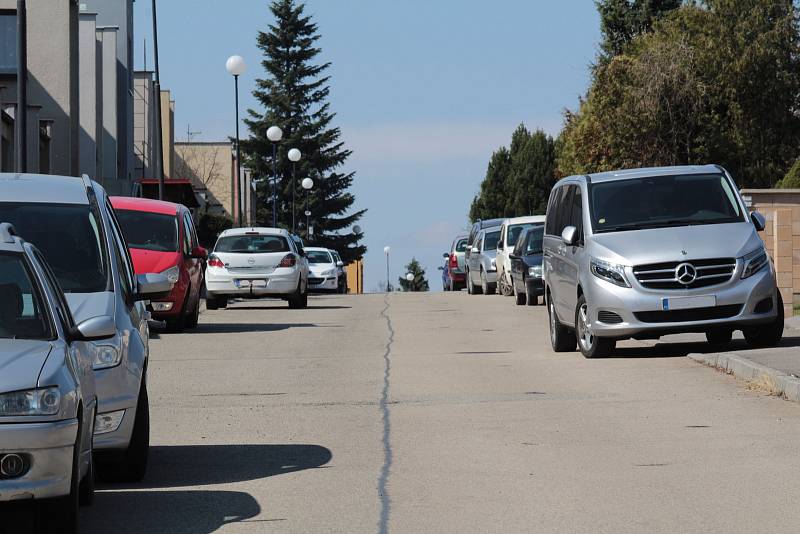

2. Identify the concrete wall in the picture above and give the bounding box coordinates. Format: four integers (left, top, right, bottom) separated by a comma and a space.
174, 141, 234, 218
160, 89, 173, 178
743, 189, 800, 316
97, 27, 118, 188
78, 11, 99, 179
0, 0, 79, 176
133, 70, 154, 180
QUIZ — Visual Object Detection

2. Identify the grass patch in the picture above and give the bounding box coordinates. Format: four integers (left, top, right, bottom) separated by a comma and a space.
746, 373, 783, 396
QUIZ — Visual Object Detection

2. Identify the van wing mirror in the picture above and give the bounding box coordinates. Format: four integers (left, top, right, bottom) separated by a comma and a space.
561, 226, 578, 246
71, 315, 116, 341
135, 273, 173, 301
750, 211, 766, 232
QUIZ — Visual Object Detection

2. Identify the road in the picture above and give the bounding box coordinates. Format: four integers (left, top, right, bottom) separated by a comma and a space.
82, 292, 800, 533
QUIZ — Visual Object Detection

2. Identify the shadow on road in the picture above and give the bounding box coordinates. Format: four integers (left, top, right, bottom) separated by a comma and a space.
610, 335, 800, 358
190, 322, 319, 334
121, 444, 333, 489
80, 490, 261, 534
226, 305, 351, 311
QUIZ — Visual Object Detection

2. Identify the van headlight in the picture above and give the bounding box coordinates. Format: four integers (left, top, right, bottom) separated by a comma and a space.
92, 344, 121, 370
590, 258, 630, 287
741, 247, 769, 279
160, 265, 180, 284
0, 387, 61, 416
528, 265, 543, 278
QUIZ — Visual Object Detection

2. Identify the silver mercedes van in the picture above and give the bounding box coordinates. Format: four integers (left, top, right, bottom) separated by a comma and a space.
543, 165, 783, 358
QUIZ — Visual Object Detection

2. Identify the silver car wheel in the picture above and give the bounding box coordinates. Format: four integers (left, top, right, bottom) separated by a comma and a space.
549, 298, 557, 345
577, 303, 594, 351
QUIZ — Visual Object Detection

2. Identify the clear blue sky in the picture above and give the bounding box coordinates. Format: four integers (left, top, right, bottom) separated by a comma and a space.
134, 0, 601, 291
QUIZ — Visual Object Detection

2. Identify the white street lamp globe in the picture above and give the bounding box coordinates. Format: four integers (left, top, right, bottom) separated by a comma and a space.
288, 148, 302, 162
406, 273, 414, 282
352, 225, 362, 234
304, 210, 311, 216
301, 177, 314, 190
267, 126, 283, 143
225, 55, 246, 76
384, 246, 391, 255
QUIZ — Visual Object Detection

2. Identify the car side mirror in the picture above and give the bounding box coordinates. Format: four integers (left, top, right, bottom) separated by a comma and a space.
437, 266, 445, 271
135, 273, 173, 301
298, 249, 306, 257
190, 246, 208, 259
471, 246, 479, 253
509, 253, 520, 260
443, 252, 450, 259
71, 315, 116, 341
336, 261, 344, 267
750, 211, 766, 232
561, 226, 578, 246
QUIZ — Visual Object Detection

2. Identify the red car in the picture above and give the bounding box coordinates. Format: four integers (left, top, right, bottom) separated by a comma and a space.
110, 196, 207, 331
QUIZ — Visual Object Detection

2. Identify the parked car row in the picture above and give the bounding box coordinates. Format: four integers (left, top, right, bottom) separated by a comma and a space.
0, 173, 352, 532
448, 165, 785, 359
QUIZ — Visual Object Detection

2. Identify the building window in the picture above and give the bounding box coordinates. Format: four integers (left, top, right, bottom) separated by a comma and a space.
39, 121, 52, 174
0, 11, 17, 75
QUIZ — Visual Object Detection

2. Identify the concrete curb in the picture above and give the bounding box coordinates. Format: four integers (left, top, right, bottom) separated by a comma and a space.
689, 341, 800, 403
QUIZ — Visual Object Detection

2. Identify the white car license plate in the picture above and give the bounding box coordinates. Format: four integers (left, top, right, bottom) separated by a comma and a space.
234, 279, 267, 288
251, 280, 268, 288
661, 295, 716, 311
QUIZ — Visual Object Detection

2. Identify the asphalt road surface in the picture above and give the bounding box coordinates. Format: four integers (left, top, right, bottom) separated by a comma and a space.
81, 292, 800, 533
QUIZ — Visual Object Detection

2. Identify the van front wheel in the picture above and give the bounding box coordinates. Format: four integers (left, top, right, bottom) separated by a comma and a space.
744, 291, 784, 348
548, 293, 576, 353
575, 295, 615, 358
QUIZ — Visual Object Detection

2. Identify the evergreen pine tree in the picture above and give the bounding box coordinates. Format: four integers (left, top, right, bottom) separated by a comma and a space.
242, 0, 365, 262
469, 147, 512, 222
399, 258, 429, 292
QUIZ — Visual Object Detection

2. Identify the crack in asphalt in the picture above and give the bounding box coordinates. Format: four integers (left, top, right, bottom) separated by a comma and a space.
377, 294, 394, 534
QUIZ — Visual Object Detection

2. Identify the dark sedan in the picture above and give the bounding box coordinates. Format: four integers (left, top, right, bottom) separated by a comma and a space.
509, 225, 544, 306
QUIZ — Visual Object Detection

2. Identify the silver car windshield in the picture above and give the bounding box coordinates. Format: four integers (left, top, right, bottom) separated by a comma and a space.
484, 231, 500, 250
215, 235, 289, 254
0, 203, 107, 293
589, 174, 745, 233
0, 253, 52, 340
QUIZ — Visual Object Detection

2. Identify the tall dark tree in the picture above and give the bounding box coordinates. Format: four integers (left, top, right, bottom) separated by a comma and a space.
242, 0, 365, 262
505, 126, 557, 215
399, 258, 429, 292
469, 147, 512, 222
596, 0, 681, 61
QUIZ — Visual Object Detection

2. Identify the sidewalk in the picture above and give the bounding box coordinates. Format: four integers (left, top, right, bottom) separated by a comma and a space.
682, 316, 800, 402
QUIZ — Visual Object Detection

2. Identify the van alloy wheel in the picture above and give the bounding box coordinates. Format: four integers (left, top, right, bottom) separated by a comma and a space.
575, 295, 615, 358
577, 303, 594, 352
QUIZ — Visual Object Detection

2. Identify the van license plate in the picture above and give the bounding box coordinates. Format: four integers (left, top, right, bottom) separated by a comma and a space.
661, 295, 716, 311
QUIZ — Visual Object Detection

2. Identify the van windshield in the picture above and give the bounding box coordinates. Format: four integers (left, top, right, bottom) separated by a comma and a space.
589, 174, 745, 233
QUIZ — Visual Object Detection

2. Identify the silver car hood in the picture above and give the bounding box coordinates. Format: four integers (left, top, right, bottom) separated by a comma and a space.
0, 339, 53, 393
589, 222, 761, 265
65, 291, 115, 324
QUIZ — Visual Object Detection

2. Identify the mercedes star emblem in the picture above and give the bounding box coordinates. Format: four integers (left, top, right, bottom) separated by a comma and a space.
675, 262, 697, 285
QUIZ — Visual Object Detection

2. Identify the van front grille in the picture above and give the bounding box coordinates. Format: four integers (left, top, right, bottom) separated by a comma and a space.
634, 304, 742, 323
633, 258, 736, 290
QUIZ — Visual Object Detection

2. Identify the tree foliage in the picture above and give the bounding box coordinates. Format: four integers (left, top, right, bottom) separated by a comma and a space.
777, 158, 800, 188
558, 0, 800, 188
469, 126, 556, 223
596, 0, 682, 61
242, 0, 366, 262
399, 257, 429, 292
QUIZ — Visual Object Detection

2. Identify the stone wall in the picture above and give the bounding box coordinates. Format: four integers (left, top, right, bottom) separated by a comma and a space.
741, 189, 800, 317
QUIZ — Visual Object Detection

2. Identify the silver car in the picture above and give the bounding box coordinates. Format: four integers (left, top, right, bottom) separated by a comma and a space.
0, 223, 113, 532
205, 227, 309, 308
466, 226, 501, 295
0, 174, 171, 483
543, 165, 783, 358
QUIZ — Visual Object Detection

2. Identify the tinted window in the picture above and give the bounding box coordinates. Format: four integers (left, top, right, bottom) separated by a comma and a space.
545, 187, 563, 235
0, 13, 16, 74
455, 239, 467, 253
569, 187, 583, 241
507, 224, 533, 249
0, 253, 51, 340
525, 226, 544, 254
484, 231, 500, 250
0, 203, 107, 293
215, 235, 290, 254
589, 174, 745, 233
307, 250, 333, 264
115, 209, 179, 253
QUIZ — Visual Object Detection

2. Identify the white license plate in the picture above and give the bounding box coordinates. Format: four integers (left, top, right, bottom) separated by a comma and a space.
661, 295, 716, 311
235, 279, 267, 288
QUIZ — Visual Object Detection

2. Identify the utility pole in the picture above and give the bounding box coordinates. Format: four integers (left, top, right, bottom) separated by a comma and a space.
15, 0, 27, 173
151, 0, 165, 199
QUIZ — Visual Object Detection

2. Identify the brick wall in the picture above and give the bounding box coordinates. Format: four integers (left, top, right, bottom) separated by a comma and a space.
742, 189, 800, 317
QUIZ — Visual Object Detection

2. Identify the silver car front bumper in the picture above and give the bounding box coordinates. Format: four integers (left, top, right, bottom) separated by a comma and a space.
0, 419, 78, 501
585, 266, 778, 338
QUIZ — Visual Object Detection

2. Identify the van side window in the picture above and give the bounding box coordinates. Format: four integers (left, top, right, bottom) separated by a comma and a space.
545, 189, 558, 235
555, 186, 574, 237
570, 187, 583, 243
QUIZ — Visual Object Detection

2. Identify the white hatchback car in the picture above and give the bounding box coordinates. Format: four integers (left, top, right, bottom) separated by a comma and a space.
496, 215, 546, 296
204, 228, 309, 309
305, 247, 339, 293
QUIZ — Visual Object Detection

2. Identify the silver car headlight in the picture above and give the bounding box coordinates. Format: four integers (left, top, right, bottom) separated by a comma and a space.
92, 344, 121, 370
741, 246, 769, 279
161, 265, 180, 284
528, 265, 543, 278
321, 269, 336, 277
590, 257, 630, 287
0, 387, 61, 416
